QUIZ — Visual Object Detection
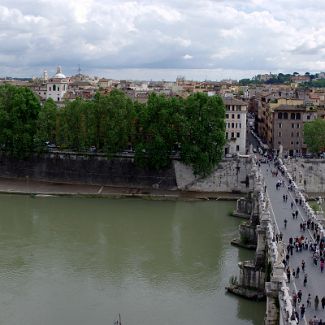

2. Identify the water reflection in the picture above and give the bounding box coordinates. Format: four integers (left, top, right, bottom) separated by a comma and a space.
0, 195, 264, 325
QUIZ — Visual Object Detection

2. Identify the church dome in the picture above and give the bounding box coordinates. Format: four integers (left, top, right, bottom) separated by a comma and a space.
54, 66, 66, 79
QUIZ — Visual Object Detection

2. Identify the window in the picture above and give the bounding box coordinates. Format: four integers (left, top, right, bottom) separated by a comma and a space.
297, 132, 299, 137
237, 114, 240, 119
296, 141, 299, 145
278, 112, 283, 119
292, 124, 294, 128
296, 113, 301, 120
278, 132, 282, 137
237, 132, 240, 138
291, 113, 295, 120
232, 114, 235, 119
291, 141, 294, 145
57, 86, 60, 91
307, 115, 310, 120
226, 132, 228, 139
284, 112, 288, 119
239, 123, 241, 128
279, 123, 282, 128
57, 97, 60, 101
297, 124, 300, 129
291, 132, 294, 137
226, 114, 229, 118
231, 132, 234, 138
49, 87, 51, 91
231, 123, 234, 128
236, 145, 240, 151
278, 141, 281, 145
53, 85, 56, 91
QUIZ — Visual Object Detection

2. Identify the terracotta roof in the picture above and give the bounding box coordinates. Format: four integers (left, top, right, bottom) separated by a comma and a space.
223, 98, 247, 106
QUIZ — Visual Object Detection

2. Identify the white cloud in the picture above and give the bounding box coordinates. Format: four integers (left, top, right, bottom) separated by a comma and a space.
183, 54, 193, 60
0, 0, 324, 79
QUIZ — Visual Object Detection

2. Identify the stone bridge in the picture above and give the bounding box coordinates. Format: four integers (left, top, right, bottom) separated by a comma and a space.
227, 156, 325, 325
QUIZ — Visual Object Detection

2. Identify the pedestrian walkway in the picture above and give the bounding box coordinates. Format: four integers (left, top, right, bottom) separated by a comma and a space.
261, 162, 325, 325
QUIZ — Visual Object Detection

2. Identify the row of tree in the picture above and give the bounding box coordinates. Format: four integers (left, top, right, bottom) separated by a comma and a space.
239, 72, 325, 86
0, 84, 226, 176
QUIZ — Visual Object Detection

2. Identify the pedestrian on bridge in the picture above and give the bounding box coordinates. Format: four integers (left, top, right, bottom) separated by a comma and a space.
304, 274, 308, 287
321, 296, 325, 309
307, 294, 312, 307
298, 290, 303, 303
301, 304, 306, 319
315, 296, 319, 311
296, 266, 300, 278
287, 268, 291, 283
320, 259, 324, 273
302, 260, 306, 272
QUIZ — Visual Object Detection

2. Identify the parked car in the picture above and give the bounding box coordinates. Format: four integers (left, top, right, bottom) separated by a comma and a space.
46, 142, 58, 152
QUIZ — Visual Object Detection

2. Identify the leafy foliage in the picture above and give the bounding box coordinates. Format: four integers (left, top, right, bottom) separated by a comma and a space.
304, 118, 325, 153
180, 93, 226, 176
0, 84, 40, 158
34, 98, 57, 152
0, 86, 226, 176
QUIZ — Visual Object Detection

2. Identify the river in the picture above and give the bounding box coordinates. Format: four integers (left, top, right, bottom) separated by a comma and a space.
0, 194, 265, 325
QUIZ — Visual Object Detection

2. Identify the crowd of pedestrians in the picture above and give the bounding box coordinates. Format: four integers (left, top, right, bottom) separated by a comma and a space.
263, 156, 325, 324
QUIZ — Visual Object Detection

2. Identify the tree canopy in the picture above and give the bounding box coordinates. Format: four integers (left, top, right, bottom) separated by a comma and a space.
0, 84, 40, 158
304, 118, 325, 153
0, 85, 226, 176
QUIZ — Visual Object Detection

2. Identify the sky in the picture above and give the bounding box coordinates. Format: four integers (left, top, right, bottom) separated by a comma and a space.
1, 0, 325, 80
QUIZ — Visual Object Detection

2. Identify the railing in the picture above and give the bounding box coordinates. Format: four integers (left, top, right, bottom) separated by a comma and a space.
251, 156, 297, 325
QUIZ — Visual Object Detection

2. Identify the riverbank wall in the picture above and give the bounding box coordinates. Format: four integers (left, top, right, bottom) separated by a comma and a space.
0, 152, 254, 194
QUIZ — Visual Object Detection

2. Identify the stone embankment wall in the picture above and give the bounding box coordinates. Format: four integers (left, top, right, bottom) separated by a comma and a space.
0, 153, 254, 193
0, 153, 177, 190
284, 158, 325, 196
174, 156, 253, 193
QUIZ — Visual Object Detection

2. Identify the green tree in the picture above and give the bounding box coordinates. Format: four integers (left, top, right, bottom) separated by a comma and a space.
0, 84, 40, 158
56, 99, 88, 151
180, 93, 226, 176
101, 90, 135, 157
133, 93, 181, 169
34, 98, 57, 151
304, 119, 325, 153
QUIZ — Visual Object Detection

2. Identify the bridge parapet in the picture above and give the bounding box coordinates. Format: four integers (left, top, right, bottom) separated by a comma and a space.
252, 157, 297, 325
227, 156, 297, 324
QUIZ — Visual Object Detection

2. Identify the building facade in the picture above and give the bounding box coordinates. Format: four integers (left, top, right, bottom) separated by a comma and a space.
46, 66, 69, 103
223, 98, 247, 155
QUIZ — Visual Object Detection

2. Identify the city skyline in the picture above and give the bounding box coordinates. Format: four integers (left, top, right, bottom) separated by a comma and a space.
1, 0, 325, 80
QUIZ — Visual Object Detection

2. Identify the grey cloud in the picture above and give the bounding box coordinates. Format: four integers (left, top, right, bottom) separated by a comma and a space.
0, 0, 325, 78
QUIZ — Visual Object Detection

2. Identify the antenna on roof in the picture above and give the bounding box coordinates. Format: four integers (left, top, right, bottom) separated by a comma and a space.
78, 64, 81, 78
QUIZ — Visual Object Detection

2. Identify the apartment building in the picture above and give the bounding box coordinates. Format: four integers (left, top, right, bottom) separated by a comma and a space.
272, 105, 318, 156
223, 98, 247, 155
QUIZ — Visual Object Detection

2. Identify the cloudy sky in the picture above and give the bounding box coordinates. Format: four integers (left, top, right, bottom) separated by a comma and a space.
1, 0, 325, 80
